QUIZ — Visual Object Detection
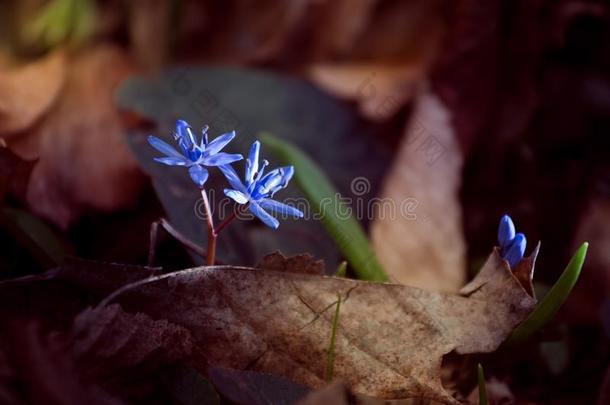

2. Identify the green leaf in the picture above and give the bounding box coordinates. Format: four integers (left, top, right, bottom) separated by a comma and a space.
262, 134, 388, 282
0, 208, 71, 268
22, 0, 95, 49
335, 261, 347, 277
477, 363, 488, 405
507, 242, 588, 344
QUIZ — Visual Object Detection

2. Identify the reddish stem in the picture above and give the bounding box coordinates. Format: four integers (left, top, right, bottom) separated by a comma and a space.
214, 211, 237, 234
200, 188, 216, 265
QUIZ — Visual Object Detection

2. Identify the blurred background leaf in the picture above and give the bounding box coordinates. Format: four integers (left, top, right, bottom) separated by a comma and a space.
118, 67, 390, 268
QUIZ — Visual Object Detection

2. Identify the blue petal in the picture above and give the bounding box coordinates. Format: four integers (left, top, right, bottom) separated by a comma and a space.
249, 201, 279, 229
148, 135, 184, 158
176, 119, 197, 148
224, 189, 249, 204
503, 233, 526, 268
498, 214, 516, 248
258, 199, 303, 218
257, 166, 294, 196
205, 131, 236, 155
188, 165, 209, 187
204, 153, 243, 166
153, 156, 190, 166
246, 141, 260, 184
219, 165, 247, 193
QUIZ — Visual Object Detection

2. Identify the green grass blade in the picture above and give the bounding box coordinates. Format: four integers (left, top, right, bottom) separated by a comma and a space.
0, 208, 71, 268
477, 364, 488, 405
262, 134, 389, 282
325, 294, 342, 382
335, 261, 347, 277
507, 242, 588, 344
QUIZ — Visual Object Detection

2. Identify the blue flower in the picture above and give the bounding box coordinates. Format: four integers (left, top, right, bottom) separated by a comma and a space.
148, 120, 243, 187
497, 214, 527, 268
220, 141, 304, 229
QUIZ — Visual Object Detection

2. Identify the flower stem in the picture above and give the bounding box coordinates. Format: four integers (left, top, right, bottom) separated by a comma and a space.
200, 188, 216, 265
214, 211, 237, 234
148, 218, 207, 267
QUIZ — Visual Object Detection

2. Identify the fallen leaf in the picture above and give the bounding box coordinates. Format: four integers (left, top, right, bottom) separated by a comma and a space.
72, 304, 194, 374
308, 63, 424, 121
0, 49, 66, 134
371, 92, 466, 291
0, 321, 122, 405
0, 146, 35, 202
9, 45, 145, 228
82, 247, 538, 404
207, 367, 311, 405
295, 380, 382, 405
564, 197, 610, 324
256, 251, 325, 275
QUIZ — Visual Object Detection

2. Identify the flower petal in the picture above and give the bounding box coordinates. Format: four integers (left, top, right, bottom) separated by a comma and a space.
224, 189, 249, 204
249, 201, 279, 229
498, 214, 516, 248
257, 166, 294, 196
204, 153, 243, 166
205, 131, 236, 155
153, 156, 190, 166
188, 165, 209, 187
176, 119, 197, 148
246, 141, 260, 183
219, 164, 247, 193
503, 233, 527, 268
258, 198, 303, 218
148, 135, 183, 158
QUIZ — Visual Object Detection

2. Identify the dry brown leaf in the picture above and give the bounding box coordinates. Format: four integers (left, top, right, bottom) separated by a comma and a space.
72, 304, 194, 372
371, 91, 466, 291
128, 0, 172, 71
256, 251, 325, 275
0, 50, 66, 134
8, 45, 144, 227
0, 145, 36, 202
308, 63, 425, 121
563, 196, 610, 325
295, 380, 385, 405
91, 247, 538, 404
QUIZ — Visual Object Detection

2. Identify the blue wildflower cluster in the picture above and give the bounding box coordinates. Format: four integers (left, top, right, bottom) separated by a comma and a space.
497, 214, 527, 268
148, 120, 303, 229
220, 141, 304, 229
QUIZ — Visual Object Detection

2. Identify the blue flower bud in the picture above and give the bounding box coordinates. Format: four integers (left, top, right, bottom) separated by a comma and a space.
503, 233, 526, 268
498, 214, 516, 248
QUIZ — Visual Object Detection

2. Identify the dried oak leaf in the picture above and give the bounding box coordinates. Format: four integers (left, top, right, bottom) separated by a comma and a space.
72, 304, 194, 376
86, 247, 538, 404
371, 92, 466, 291
0, 321, 122, 405
0, 50, 66, 135
256, 251, 325, 275
295, 380, 383, 405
